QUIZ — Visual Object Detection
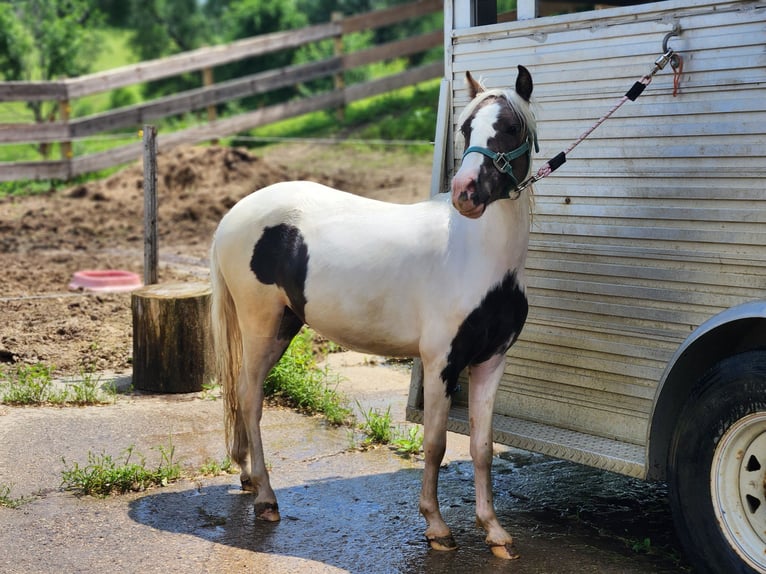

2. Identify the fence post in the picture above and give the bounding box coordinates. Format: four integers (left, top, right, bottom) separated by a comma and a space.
332, 11, 346, 121
58, 99, 73, 172
202, 67, 219, 144
142, 125, 158, 286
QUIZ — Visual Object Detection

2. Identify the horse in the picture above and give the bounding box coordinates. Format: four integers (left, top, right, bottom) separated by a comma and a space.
209, 65, 537, 560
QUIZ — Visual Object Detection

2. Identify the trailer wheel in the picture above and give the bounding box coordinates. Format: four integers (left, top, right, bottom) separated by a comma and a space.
668, 350, 766, 574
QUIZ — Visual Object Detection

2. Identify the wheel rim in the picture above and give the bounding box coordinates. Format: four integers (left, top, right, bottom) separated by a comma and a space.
711, 411, 766, 571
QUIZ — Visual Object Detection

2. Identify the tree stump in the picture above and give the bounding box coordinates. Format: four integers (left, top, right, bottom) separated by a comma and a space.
131, 281, 213, 393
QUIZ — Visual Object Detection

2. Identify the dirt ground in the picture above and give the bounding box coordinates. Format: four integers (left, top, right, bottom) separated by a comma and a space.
0, 143, 432, 375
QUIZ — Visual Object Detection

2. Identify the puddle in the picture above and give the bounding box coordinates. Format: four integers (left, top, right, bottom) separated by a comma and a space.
490, 450, 687, 568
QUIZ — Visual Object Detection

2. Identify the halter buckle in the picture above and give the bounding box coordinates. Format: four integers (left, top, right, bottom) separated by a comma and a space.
493, 154, 512, 175
461, 133, 537, 200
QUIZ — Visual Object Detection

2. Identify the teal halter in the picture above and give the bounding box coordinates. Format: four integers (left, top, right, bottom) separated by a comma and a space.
462, 131, 539, 199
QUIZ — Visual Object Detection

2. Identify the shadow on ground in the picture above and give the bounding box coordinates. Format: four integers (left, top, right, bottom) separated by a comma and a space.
128, 451, 690, 574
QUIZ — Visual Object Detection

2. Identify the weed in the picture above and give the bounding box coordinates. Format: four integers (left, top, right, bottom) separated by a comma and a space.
198, 456, 234, 477
631, 537, 652, 553
0, 363, 118, 406
357, 404, 394, 446
68, 367, 115, 405
392, 425, 423, 456
0, 363, 66, 405
0, 484, 25, 509
356, 406, 423, 454
61, 441, 182, 496
200, 379, 220, 401
265, 328, 352, 425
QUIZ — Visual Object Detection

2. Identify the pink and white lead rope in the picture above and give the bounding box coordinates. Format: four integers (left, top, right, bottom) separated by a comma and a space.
514, 42, 679, 194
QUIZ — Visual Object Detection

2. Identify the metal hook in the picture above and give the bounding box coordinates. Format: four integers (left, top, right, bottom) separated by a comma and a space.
662, 24, 681, 54
653, 24, 681, 72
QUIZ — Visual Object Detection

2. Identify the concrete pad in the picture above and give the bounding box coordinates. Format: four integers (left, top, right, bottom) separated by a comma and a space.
0, 352, 687, 573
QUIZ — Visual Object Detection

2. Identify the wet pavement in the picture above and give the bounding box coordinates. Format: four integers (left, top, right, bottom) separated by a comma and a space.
0, 352, 691, 573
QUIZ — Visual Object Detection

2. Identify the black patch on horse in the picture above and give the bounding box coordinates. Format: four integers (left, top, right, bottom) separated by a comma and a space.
277, 306, 304, 341
440, 271, 528, 396
250, 224, 309, 320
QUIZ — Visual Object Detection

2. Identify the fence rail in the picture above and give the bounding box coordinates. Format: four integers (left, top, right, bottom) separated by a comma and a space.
0, 0, 443, 182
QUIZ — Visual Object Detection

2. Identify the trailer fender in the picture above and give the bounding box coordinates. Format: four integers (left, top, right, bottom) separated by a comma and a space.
646, 300, 766, 480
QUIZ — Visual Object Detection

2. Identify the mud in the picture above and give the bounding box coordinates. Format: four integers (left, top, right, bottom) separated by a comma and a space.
0, 143, 430, 375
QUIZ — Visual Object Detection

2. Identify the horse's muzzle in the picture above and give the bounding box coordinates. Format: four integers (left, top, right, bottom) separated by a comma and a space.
452, 175, 488, 219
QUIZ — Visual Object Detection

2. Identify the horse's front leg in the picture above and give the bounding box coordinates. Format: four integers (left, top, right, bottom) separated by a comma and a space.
419, 360, 456, 551
469, 354, 520, 560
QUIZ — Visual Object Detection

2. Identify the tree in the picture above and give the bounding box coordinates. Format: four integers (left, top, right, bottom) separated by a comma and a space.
0, 0, 102, 123
93, 0, 133, 27
0, 4, 33, 83
128, 0, 210, 60
216, 0, 308, 107
125, 0, 212, 98
0, 0, 102, 159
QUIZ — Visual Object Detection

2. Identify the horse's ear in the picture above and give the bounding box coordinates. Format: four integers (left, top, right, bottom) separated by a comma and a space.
515, 65, 533, 102
466, 71, 484, 99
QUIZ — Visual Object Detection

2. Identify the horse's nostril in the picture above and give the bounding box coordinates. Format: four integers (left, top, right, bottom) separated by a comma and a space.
458, 191, 469, 202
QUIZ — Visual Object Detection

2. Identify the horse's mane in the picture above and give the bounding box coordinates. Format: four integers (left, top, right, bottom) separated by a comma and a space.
455, 81, 537, 155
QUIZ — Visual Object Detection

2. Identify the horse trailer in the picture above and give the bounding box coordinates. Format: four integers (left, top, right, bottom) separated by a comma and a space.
406, 0, 766, 572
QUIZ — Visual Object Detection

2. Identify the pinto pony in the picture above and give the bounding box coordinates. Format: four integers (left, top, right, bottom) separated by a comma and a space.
210, 65, 536, 559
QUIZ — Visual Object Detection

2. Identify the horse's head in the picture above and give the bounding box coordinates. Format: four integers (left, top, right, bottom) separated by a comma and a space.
452, 65, 536, 219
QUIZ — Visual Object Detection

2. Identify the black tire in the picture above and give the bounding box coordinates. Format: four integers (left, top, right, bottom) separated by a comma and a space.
667, 349, 766, 574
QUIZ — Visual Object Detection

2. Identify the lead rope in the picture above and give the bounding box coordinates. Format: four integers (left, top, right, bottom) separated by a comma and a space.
514, 27, 682, 193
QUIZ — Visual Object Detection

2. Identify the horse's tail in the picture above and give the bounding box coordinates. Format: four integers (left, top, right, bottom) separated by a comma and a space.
210, 242, 241, 459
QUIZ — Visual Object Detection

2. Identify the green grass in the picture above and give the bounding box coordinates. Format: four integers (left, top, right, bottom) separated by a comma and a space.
355, 403, 424, 456
0, 363, 117, 406
357, 403, 394, 446
60, 442, 181, 496
0, 76, 439, 198
0, 364, 66, 405
67, 367, 117, 406
0, 27, 142, 162
0, 484, 25, 509
197, 456, 235, 477
61, 444, 241, 497
392, 425, 423, 456
80, 29, 143, 115
244, 78, 440, 149
264, 328, 352, 425
1, 24, 440, 198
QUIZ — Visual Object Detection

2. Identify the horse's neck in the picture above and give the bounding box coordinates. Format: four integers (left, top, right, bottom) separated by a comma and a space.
445, 192, 531, 285
491, 195, 531, 280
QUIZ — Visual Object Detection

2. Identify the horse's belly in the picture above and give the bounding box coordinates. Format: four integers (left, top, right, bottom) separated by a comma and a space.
304, 295, 421, 358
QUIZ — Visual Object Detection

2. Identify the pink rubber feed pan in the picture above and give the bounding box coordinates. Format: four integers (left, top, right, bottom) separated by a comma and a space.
68, 270, 143, 293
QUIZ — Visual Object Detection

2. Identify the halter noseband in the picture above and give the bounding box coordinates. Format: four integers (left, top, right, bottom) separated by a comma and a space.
462, 132, 539, 200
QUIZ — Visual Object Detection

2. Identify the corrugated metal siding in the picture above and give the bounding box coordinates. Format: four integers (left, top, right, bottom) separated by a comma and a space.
449, 0, 766, 444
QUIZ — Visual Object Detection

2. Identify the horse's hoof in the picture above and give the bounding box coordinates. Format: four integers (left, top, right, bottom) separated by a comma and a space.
489, 543, 520, 560
254, 501, 281, 522
427, 535, 458, 551
240, 478, 256, 492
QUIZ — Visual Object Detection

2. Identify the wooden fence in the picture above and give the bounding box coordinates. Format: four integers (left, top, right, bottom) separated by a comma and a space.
0, 0, 443, 182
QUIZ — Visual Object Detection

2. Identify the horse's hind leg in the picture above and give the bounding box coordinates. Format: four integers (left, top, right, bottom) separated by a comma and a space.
236, 306, 302, 521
